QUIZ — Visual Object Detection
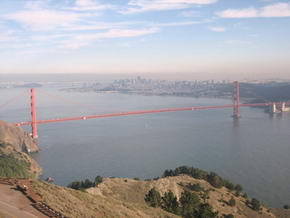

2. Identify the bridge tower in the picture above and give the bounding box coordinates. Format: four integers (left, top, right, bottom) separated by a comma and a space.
30, 88, 38, 139
233, 81, 241, 119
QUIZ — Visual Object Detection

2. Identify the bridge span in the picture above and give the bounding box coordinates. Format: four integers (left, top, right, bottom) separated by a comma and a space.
8, 81, 288, 139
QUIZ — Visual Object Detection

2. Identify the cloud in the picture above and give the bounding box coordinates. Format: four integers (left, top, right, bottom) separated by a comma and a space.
3, 9, 83, 31
121, 0, 218, 14
90, 28, 159, 39
180, 10, 202, 17
60, 28, 159, 49
208, 26, 226, 32
71, 0, 113, 11
217, 2, 290, 18
260, 2, 290, 17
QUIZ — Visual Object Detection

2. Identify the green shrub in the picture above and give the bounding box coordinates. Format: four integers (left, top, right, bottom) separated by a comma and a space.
0, 154, 30, 178
224, 214, 234, 218
162, 190, 180, 214
250, 198, 261, 211
144, 188, 162, 207
67, 176, 103, 190
228, 197, 236, 207
186, 183, 205, 192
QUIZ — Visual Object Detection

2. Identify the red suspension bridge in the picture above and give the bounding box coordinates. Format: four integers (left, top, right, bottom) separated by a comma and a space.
2, 81, 287, 139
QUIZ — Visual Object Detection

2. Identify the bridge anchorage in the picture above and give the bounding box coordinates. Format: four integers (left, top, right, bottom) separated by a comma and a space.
13, 81, 289, 139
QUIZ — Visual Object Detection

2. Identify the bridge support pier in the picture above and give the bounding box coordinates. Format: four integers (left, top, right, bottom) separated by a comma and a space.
233, 81, 241, 119
30, 88, 38, 139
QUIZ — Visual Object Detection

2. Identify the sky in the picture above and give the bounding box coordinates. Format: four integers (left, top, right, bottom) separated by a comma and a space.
0, 0, 290, 79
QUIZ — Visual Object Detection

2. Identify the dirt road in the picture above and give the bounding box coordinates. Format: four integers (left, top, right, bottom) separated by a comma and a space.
0, 183, 47, 218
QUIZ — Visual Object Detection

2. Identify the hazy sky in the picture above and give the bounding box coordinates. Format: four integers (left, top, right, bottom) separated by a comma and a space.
0, 0, 290, 79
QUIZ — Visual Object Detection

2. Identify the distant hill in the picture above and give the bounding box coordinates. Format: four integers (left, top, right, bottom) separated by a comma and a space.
240, 83, 290, 102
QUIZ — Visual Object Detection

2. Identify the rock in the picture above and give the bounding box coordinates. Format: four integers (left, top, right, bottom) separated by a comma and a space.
0, 120, 39, 153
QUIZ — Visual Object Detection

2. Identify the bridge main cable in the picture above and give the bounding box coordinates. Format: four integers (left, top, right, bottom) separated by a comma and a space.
15, 102, 272, 127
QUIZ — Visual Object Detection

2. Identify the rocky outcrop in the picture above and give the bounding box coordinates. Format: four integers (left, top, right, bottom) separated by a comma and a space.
0, 120, 39, 153
0, 120, 41, 178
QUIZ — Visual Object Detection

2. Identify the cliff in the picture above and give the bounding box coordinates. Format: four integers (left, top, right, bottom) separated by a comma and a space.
0, 120, 41, 178
0, 120, 39, 153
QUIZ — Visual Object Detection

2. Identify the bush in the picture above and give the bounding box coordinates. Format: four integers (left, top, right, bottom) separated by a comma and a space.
145, 187, 219, 218
0, 154, 30, 178
250, 198, 261, 211
162, 190, 180, 214
186, 183, 205, 192
228, 197, 236, 207
207, 172, 223, 188
234, 184, 243, 194
180, 190, 200, 215
163, 166, 242, 191
68, 176, 103, 190
283, 205, 290, 209
94, 176, 103, 185
224, 214, 234, 218
145, 188, 162, 207
194, 203, 218, 218
223, 180, 235, 191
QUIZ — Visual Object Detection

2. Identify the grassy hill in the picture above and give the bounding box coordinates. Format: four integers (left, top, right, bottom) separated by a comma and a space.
29, 173, 284, 218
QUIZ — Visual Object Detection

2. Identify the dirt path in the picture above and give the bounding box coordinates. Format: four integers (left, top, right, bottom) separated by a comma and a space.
0, 184, 47, 218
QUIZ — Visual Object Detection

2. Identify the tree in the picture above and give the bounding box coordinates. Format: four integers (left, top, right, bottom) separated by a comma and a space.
187, 183, 204, 192
207, 172, 223, 188
228, 197, 236, 207
67, 181, 81, 190
162, 190, 180, 214
234, 184, 243, 194
224, 214, 234, 218
94, 176, 103, 185
83, 179, 94, 188
223, 180, 235, 191
180, 191, 200, 215
144, 188, 162, 208
194, 203, 218, 218
251, 198, 261, 211
163, 169, 175, 177
284, 205, 290, 209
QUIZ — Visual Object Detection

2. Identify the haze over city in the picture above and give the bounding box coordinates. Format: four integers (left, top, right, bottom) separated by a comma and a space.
0, 0, 289, 79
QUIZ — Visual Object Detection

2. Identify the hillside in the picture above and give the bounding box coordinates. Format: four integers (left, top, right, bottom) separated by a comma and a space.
0, 120, 41, 178
29, 174, 289, 218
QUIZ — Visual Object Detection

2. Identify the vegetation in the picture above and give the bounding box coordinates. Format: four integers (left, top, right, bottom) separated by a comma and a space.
228, 197, 236, 207
223, 214, 234, 218
185, 183, 205, 192
145, 188, 218, 217
247, 198, 261, 211
284, 204, 290, 209
0, 153, 30, 178
67, 176, 103, 190
162, 190, 180, 214
163, 166, 243, 193
144, 188, 161, 207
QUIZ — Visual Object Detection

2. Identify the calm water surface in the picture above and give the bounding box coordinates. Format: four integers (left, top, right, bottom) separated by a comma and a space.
1, 88, 290, 208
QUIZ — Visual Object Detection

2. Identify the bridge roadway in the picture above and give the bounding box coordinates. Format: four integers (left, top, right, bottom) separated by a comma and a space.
15, 102, 273, 126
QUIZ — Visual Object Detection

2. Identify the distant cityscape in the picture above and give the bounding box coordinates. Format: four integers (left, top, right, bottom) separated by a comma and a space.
1, 77, 290, 102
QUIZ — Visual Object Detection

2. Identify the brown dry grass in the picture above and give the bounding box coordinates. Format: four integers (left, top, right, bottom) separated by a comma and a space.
30, 175, 280, 218
32, 180, 178, 218
88, 175, 277, 218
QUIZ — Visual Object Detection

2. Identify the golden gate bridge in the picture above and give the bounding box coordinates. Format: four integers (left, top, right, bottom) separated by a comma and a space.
2, 81, 287, 139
